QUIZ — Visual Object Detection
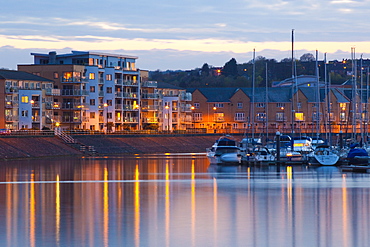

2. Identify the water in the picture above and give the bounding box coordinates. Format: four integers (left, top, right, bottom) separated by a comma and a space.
0, 154, 370, 247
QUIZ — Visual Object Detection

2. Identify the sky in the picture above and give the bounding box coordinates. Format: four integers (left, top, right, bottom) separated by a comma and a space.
1, 0, 370, 71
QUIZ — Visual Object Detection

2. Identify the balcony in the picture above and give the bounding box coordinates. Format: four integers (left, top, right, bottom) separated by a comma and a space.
142, 118, 159, 123
122, 80, 138, 86
180, 92, 192, 101
180, 105, 192, 112
115, 104, 123, 110
141, 93, 159, 99
123, 92, 138, 99
5, 115, 18, 122
98, 90, 104, 97
61, 89, 89, 96
123, 105, 139, 111
61, 77, 86, 83
123, 117, 139, 123
194, 117, 203, 122
115, 92, 123, 97
141, 105, 159, 111
214, 117, 225, 122
62, 116, 82, 123
32, 115, 40, 123
115, 79, 122, 85
98, 78, 104, 84
5, 87, 19, 93
31, 101, 40, 108
276, 116, 287, 122
45, 88, 61, 96
5, 101, 16, 108
141, 81, 157, 87
45, 102, 61, 109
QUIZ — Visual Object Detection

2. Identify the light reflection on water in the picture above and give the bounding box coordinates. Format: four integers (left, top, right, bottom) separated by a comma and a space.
0, 155, 370, 247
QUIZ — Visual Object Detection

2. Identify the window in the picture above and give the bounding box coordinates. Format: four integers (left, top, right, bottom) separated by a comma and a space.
32, 72, 40, 76
106, 87, 112, 94
107, 113, 112, 119
107, 100, 112, 106
194, 103, 200, 109
256, 103, 265, 108
312, 112, 321, 121
90, 86, 95, 93
194, 113, 203, 121
106, 74, 112, 81
235, 113, 245, 121
277, 103, 285, 108
63, 72, 73, 81
295, 112, 304, 121
237, 102, 243, 108
340, 103, 346, 110
90, 99, 95, 105
22, 110, 28, 117
54, 72, 59, 79
340, 112, 346, 121
90, 112, 95, 119
214, 103, 224, 108
89, 73, 95, 80
297, 102, 302, 109
214, 112, 224, 121
256, 113, 266, 121
21, 96, 29, 103
276, 112, 285, 121
233, 123, 238, 129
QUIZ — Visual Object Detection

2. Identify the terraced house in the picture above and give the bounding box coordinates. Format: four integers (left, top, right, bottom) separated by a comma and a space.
188, 86, 364, 135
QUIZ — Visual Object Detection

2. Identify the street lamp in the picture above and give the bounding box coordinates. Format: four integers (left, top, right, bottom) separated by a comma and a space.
165, 105, 170, 131
67, 101, 72, 130
190, 105, 195, 129
104, 103, 108, 133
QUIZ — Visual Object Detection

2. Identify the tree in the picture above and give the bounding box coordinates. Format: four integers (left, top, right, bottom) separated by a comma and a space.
300, 53, 315, 62
201, 63, 210, 76
222, 58, 238, 77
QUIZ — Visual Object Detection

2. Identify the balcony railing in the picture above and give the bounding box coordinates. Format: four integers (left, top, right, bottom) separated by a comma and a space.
115, 92, 123, 97
45, 102, 61, 109
45, 88, 61, 96
115, 79, 122, 85
276, 116, 287, 121
123, 105, 139, 111
31, 102, 40, 108
142, 118, 159, 123
5, 115, 18, 122
115, 104, 123, 110
32, 116, 40, 122
123, 117, 139, 123
123, 92, 138, 98
122, 80, 138, 86
61, 77, 85, 83
98, 78, 104, 84
98, 90, 104, 96
234, 117, 246, 121
141, 105, 159, 111
141, 81, 157, 87
5, 87, 19, 93
61, 89, 89, 96
194, 117, 203, 122
141, 93, 159, 99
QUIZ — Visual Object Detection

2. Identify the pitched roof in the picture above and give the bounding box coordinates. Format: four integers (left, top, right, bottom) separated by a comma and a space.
0, 69, 53, 82
195, 88, 238, 102
239, 87, 293, 102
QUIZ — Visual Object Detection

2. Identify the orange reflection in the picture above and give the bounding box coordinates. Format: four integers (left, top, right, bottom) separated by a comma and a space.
104, 167, 109, 247
213, 178, 218, 244
287, 166, 293, 214
342, 174, 348, 246
134, 164, 140, 247
191, 160, 196, 246
30, 172, 35, 247
56, 174, 60, 245
165, 161, 170, 247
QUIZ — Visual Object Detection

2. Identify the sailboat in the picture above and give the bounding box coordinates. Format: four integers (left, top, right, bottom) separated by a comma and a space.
308, 50, 339, 166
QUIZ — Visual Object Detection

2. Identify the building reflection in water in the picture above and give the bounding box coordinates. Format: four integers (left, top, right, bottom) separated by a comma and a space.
0, 156, 370, 246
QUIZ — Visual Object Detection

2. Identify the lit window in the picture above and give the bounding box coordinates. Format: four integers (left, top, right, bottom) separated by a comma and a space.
89, 73, 95, 80
295, 112, 304, 121
21, 96, 29, 103
237, 102, 243, 108
106, 74, 112, 81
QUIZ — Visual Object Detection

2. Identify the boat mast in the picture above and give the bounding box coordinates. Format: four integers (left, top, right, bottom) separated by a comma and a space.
351, 47, 357, 140
360, 54, 364, 143
265, 62, 268, 142
252, 49, 256, 140
367, 67, 369, 141
291, 29, 295, 140
315, 50, 320, 142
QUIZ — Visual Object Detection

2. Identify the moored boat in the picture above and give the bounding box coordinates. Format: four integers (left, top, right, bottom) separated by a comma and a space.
308, 144, 339, 166
206, 136, 241, 165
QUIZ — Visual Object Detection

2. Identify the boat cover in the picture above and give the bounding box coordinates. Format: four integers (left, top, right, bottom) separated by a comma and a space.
347, 148, 368, 158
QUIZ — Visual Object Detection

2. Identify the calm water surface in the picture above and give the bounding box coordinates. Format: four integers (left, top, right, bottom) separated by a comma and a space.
0, 154, 370, 247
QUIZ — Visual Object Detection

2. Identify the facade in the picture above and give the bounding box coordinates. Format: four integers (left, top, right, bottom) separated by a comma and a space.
0, 70, 54, 130
18, 51, 140, 131
157, 82, 192, 131
189, 87, 361, 134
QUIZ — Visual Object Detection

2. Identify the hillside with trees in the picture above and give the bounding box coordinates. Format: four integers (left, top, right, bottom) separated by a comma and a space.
149, 54, 353, 88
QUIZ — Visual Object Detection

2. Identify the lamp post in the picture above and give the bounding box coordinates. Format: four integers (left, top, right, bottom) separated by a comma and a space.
78, 105, 84, 129
67, 101, 72, 130
165, 105, 170, 132
104, 103, 108, 133
190, 105, 195, 130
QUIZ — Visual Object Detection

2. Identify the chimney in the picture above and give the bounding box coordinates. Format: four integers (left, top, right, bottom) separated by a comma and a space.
48, 51, 57, 64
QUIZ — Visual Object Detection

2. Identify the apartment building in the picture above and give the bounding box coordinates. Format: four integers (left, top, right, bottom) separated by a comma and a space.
0, 70, 54, 130
157, 82, 192, 131
18, 51, 140, 131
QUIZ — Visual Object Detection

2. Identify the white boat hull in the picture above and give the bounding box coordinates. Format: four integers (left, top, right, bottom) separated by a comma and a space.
311, 154, 339, 166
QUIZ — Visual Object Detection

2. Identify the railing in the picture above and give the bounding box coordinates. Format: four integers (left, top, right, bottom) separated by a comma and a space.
98, 90, 104, 96
141, 105, 159, 111
123, 117, 139, 123
142, 118, 159, 123
123, 92, 138, 98
122, 80, 138, 86
123, 105, 139, 111
234, 117, 246, 121
32, 116, 40, 122
141, 93, 159, 99
276, 117, 287, 121
61, 89, 89, 96
45, 88, 61, 96
31, 102, 40, 108
5, 87, 19, 93
45, 102, 61, 109
98, 78, 104, 84
115, 92, 123, 97
115, 79, 122, 85
5, 115, 18, 121
141, 81, 157, 87
61, 77, 84, 83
